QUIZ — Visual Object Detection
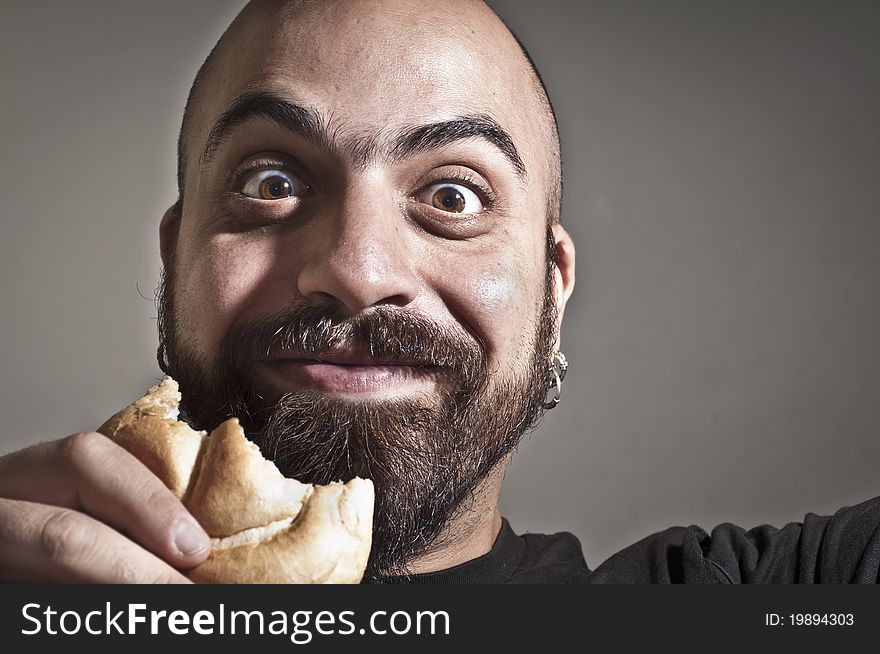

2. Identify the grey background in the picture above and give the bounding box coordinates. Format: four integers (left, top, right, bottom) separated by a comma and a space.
1, 0, 878, 566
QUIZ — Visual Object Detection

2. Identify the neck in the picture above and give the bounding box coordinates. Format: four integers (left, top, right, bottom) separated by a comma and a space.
402, 464, 506, 575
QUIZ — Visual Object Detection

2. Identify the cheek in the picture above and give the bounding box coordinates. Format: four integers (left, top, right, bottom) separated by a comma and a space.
469, 275, 517, 320
176, 234, 279, 356
448, 256, 542, 362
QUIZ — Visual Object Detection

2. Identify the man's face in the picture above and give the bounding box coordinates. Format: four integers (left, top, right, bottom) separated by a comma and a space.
158, 0, 570, 578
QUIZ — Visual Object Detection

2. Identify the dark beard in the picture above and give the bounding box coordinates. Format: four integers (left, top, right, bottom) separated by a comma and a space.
156, 229, 558, 580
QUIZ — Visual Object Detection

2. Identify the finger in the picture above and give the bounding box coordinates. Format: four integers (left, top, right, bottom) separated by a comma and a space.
0, 432, 209, 568
0, 498, 192, 584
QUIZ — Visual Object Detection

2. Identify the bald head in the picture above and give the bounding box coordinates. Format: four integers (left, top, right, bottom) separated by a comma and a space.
174, 0, 561, 226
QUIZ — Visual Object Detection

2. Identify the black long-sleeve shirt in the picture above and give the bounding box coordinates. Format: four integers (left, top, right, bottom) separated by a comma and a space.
376, 495, 880, 583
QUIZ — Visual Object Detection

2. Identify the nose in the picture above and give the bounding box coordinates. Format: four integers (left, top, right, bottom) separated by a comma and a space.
296, 179, 420, 315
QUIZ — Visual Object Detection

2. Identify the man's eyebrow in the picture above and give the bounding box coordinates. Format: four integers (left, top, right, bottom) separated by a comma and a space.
200, 91, 325, 167
200, 91, 527, 180
391, 115, 527, 180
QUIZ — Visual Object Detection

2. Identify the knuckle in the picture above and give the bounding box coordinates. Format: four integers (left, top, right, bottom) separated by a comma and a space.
108, 556, 142, 584
57, 431, 110, 468
142, 487, 189, 543
145, 485, 176, 512
38, 510, 94, 563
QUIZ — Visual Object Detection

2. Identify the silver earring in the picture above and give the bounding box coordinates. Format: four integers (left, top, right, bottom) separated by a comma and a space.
543, 351, 569, 410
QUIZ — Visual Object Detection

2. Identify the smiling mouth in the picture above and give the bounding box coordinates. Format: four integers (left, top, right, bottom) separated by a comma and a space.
262, 350, 443, 394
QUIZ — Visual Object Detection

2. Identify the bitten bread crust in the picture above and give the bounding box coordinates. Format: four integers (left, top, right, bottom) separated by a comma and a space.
99, 378, 374, 584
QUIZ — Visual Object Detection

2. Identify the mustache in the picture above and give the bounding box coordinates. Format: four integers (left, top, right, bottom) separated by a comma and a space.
223, 301, 486, 385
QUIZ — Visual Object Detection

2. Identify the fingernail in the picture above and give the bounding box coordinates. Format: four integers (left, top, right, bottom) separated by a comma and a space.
173, 521, 209, 557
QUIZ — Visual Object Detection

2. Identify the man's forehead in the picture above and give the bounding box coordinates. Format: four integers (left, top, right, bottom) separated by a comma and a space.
222, 11, 518, 110
190, 0, 545, 170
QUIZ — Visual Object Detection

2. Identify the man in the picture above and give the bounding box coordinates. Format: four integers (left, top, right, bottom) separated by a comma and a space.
0, 0, 878, 584
0, 0, 579, 583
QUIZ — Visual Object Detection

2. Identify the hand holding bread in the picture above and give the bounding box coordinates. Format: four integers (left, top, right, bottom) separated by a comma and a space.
0, 378, 373, 584
0, 430, 210, 583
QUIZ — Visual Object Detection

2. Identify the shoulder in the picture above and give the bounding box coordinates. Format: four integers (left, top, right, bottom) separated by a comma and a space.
587, 495, 880, 584
586, 525, 722, 583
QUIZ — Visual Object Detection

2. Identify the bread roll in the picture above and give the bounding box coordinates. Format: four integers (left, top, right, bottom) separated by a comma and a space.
98, 377, 374, 583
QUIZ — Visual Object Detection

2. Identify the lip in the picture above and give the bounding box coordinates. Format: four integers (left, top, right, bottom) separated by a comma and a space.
272, 349, 430, 367
262, 349, 441, 394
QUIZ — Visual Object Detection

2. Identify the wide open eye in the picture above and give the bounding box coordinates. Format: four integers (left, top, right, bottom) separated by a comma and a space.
240, 169, 307, 200
418, 183, 484, 214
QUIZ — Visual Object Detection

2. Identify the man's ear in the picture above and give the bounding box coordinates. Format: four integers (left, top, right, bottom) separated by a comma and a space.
159, 201, 182, 266
551, 222, 576, 332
